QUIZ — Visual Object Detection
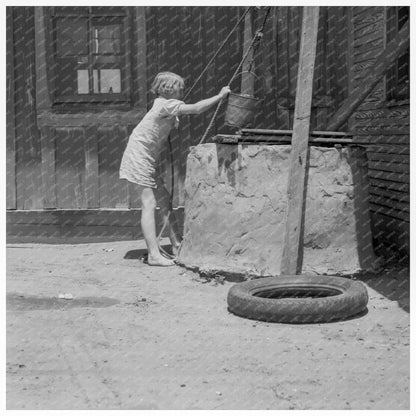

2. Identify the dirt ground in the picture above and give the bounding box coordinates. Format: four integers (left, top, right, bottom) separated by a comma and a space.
6, 239, 410, 410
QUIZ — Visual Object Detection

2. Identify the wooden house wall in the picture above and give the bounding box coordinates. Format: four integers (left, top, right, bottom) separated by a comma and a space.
349, 6, 410, 257
7, 6, 352, 213
6, 6, 409, 256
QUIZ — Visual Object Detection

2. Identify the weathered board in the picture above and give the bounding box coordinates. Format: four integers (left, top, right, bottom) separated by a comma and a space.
281, 6, 320, 275
348, 6, 409, 257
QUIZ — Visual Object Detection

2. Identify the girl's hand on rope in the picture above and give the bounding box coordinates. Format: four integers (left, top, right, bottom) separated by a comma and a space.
219, 86, 231, 98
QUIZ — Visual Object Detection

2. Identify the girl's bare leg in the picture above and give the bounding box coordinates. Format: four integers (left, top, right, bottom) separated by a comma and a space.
141, 187, 174, 266
154, 184, 182, 255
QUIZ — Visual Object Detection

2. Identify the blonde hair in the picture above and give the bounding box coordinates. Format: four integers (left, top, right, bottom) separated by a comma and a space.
151, 72, 185, 97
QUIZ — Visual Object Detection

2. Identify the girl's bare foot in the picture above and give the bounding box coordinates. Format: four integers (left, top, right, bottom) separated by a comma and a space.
148, 253, 175, 267
172, 244, 181, 257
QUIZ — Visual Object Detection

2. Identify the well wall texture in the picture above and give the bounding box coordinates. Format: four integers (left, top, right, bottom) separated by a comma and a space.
178, 143, 378, 277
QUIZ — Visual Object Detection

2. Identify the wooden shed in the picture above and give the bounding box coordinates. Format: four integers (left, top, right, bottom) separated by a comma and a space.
6, 6, 409, 260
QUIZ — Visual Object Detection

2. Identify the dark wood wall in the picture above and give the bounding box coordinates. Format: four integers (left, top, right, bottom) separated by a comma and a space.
349, 7, 409, 257
6, 6, 409, 256
7, 6, 353, 211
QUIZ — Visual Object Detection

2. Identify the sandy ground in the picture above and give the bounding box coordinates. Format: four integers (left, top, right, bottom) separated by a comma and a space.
6, 240, 410, 410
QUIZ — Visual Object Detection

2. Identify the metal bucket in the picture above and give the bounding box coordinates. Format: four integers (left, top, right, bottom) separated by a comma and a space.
225, 93, 259, 128
224, 70, 259, 128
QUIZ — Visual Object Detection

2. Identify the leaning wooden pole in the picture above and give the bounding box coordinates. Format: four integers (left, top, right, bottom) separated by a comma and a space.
326, 20, 409, 131
280, 7, 320, 275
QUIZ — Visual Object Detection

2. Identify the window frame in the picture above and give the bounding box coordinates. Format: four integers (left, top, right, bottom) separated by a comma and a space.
48, 6, 132, 105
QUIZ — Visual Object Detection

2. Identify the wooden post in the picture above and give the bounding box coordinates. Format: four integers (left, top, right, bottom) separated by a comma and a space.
326, 20, 409, 131
281, 6, 320, 275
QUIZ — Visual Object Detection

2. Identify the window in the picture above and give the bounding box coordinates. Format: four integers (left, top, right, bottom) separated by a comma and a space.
50, 7, 131, 104
386, 6, 409, 101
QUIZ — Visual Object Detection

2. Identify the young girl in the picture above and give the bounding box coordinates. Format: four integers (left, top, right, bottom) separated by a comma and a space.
120, 71, 231, 266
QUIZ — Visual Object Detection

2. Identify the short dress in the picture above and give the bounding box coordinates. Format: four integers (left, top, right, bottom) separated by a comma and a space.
119, 97, 184, 188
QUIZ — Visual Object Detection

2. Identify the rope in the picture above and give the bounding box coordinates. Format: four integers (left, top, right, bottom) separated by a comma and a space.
157, 7, 271, 257
198, 7, 271, 145
184, 7, 253, 102
156, 8, 253, 253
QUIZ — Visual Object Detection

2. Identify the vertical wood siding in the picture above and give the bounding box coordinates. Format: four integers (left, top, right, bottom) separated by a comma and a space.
7, 6, 408, 257
12, 7, 43, 210
6, 7, 16, 209
8, 6, 352, 211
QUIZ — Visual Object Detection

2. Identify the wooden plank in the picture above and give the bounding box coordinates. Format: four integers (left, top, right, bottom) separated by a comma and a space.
288, 7, 301, 101
369, 178, 409, 192
133, 7, 147, 108
55, 128, 86, 209
326, 7, 337, 120
368, 160, 409, 174
353, 20, 384, 41
6, 207, 185, 243
334, 7, 349, 107
214, 134, 356, 145
241, 8, 254, 95
6, 225, 141, 244
84, 126, 99, 208
367, 152, 409, 163
276, 7, 291, 129
351, 127, 409, 136
370, 187, 409, 203
13, 7, 26, 210
351, 134, 409, 143
6, 7, 16, 209
352, 31, 384, 49
314, 7, 328, 130
39, 126, 56, 208
14, 7, 43, 210
369, 204, 409, 222
353, 38, 384, 58
327, 20, 409, 131
37, 109, 146, 128
281, 6, 320, 275
7, 209, 141, 226
353, 107, 410, 121
353, 119, 409, 129
34, 7, 51, 110
240, 128, 351, 136
97, 126, 129, 209
368, 170, 409, 184
369, 196, 409, 213
365, 145, 409, 155
352, 9, 384, 29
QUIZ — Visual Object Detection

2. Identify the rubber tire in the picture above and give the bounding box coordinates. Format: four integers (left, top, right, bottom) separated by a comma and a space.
227, 275, 369, 323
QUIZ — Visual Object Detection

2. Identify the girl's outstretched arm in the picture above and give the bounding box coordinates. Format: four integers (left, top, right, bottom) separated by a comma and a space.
179, 87, 230, 115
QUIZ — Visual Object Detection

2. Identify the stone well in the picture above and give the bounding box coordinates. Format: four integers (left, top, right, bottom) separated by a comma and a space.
177, 143, 378, 277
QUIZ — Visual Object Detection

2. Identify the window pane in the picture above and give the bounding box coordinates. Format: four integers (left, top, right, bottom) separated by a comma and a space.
77, 69, 89, 94
93, 69, 121, 93
56, 17, 88, 56
93, 24, 121, 54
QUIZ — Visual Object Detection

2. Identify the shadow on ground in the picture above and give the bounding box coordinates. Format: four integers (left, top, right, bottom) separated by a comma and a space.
123, 245, 174, 262
347, 266, 409, 313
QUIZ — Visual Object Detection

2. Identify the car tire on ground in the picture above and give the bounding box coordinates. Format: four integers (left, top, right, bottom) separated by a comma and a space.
227, 274, 369, 323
